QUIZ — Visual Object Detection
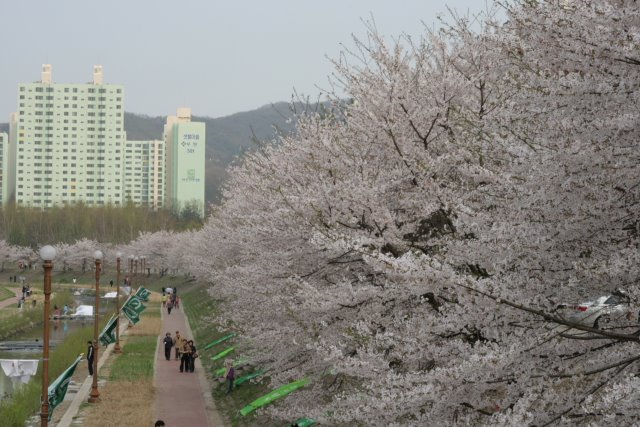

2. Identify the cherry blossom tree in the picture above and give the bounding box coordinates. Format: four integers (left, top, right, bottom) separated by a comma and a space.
52, 239, 99, 272
183, 1, 640, 425
0, 240, 33, 272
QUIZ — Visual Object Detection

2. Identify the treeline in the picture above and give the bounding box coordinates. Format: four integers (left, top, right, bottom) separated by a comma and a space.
0, 202, 203, 246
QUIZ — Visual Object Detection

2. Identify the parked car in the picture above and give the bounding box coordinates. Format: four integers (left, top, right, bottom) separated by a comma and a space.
557, 291, 632, 328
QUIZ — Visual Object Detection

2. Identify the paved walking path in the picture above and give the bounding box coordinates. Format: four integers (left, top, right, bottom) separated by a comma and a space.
0, 287, 20, 309
153, 302, 225, 426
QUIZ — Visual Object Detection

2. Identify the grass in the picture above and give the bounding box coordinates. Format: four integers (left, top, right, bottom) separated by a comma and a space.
180, 281, 275, 427
109, 336, 156, 381
0, 323, 96, 427
0, 286, 15, 302
80, 379, 154, 427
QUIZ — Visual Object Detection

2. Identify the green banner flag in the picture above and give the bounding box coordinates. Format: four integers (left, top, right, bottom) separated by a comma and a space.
48, 355, 82, 420
99, 314, 118, 346
214, 358, 249, 377
287, 418, 316, 427
121, 295, 146, 324
240, 378, 310, 416
211, 346, 234, 361
203, 332, 237, 350
135, 287, 151, 302
235, 369, 265, 386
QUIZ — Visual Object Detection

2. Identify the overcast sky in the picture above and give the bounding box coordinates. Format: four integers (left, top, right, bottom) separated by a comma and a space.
0, 0, 490, 120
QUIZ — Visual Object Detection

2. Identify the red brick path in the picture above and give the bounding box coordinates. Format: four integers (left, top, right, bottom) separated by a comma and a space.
153, 302, 225, 426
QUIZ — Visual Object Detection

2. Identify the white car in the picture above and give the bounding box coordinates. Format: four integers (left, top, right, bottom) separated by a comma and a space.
557, 292, 632, 328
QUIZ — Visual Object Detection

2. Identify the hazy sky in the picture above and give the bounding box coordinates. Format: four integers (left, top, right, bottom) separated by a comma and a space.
0, 0, 488, 120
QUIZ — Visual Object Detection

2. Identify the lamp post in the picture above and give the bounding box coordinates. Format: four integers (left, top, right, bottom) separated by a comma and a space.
88, 250, 102, 403
114, 252, 122, 354
39, 245, 56, 427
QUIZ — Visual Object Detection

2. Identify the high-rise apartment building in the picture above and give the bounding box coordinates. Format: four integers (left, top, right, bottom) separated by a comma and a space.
0, 132, 8, 204
164, 108, 206, 217
123, 139, 165, 209
10, 65, 125, 208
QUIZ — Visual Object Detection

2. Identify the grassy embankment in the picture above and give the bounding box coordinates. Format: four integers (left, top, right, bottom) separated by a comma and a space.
79, 295, 161, 427
180, 281, 274, 427
0, 320, 99, 427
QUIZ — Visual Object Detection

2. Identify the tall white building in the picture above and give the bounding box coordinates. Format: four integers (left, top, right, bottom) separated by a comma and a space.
0, 132, 8, 204
123, 139, 165, 209
10, 64, 125, 208
164, 108, 206, 217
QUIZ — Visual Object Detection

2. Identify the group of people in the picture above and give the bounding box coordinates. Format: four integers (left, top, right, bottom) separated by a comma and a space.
52, 303, 71, 318
17, 283, 35, 308
162, 330, 198, 372
161, 288, 180, 315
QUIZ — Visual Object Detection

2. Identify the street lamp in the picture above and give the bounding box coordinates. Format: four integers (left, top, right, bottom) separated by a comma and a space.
39, 245, 56, 427
113, 252, 122, 354
88, 250, 102, 403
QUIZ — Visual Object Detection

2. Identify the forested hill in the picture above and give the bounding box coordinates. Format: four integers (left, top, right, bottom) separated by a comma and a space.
0, 102, 300, 204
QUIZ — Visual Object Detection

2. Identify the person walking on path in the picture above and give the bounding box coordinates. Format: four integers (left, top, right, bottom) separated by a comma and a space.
224, 359, 235, 394
174, 331, 183, 360
167, 300, 173, 315
162, 332, 174, 361
187, 340, 198, 372
87, 341, 95, 376
153, 293, 223, 426
180, 339, 193, 373
161, 294, 167, 308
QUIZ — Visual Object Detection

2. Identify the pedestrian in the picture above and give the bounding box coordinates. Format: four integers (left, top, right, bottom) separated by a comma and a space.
175, 295, 180, 309
87, 341, 95, 376
162, 332, 173, 361
161, 294, 167, 308
225, 359, 235, 394
187, 340, 198, 372
167, 300, 173, 315
174, 331, 183, 360
180, 339, 193, 373
155, 420, 165, 427
109, 279, 114, 287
